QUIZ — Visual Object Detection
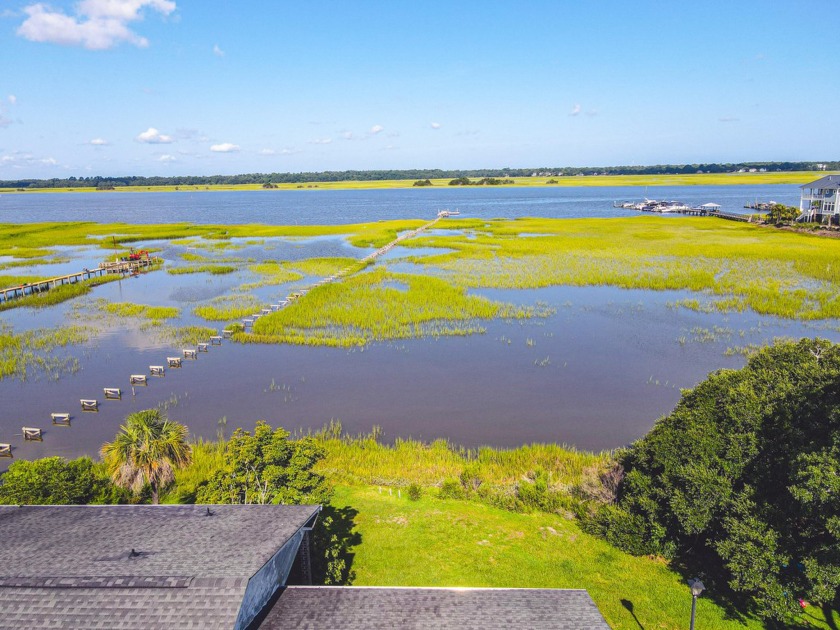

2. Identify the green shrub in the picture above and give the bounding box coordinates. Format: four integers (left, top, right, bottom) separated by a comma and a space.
438, 478, 464, 499
407, 483, 422, 501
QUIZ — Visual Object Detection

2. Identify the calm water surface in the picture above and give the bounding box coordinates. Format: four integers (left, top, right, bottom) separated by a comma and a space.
1, 185, 832, 467
1, 184, 799, 224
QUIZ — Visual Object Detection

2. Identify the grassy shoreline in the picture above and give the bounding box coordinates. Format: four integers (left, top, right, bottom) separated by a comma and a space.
163, 432, 836, 629
0, 170, 834, 194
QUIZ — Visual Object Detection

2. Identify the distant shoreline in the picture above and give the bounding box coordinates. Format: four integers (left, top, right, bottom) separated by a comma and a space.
0, 171, 834, 194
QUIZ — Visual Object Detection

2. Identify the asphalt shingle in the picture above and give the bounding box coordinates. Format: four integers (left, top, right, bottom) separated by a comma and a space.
0, 504, 319, 630
259, 586, 612, 629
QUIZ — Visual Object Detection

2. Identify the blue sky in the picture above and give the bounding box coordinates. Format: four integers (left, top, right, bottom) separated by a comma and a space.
1, 0, 838, 178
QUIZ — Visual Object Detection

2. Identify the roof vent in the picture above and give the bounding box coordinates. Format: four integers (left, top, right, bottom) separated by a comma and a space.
205, 507, 214, 517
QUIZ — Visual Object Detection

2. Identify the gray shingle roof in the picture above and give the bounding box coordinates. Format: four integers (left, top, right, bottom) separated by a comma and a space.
259, 586, 611, 629
0, 504, 320, 630
801, 175, 840, 189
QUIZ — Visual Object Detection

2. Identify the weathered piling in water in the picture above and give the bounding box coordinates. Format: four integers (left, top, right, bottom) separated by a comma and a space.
22, 427, 43, 441
51, 413, 71, 426
80, 399, 98, 412
183, 349, 197, 359
197, 343, 209, 353
0, 443, 11, 457
210, 336, 222, 345
167, 357, 182, 368
150, 365, 165, 376
129, 374, 147, 385
104, 387, 122, 399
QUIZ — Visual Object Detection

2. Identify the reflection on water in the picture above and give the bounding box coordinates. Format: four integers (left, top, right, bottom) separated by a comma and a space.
2, 277, 838, 469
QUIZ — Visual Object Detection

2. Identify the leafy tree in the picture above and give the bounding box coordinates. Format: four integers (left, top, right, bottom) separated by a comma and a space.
583, 339, 840, 622
0, 456, 122, 504
196, 421, 331, 505
101, 409, 192, 504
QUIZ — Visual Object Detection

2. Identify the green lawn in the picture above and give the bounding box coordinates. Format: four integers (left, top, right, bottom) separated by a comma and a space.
334, 484, 837, 630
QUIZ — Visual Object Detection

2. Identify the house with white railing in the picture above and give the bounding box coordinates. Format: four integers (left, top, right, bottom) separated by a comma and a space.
799, 175, 840, 224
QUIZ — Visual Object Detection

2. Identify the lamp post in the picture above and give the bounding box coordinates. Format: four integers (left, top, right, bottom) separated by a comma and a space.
688, 578, 705, 630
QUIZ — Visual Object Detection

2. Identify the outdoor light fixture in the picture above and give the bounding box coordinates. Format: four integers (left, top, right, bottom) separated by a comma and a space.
688, 578, 705, 630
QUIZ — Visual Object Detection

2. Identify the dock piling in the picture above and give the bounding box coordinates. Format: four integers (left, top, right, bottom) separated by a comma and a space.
51, 413, 71, 426
22, 427, 43, 441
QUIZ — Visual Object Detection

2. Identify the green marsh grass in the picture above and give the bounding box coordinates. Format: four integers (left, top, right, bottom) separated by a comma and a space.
2, 170, 831, 195
194, 294, 265, 321
247, 261, 304, 287
0, 275, 121, 312
99, 301, 180, 320
247, 267, 539, 346
413, 217, 840, 320
287, 256, 359, 276
167, 264, 237, 275
0, 324, 90, 380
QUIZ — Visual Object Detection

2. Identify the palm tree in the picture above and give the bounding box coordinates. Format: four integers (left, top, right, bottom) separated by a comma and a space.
101, 409, 192, 504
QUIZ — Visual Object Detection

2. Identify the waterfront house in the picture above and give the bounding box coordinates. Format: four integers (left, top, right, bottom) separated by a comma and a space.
799, 175, 840, 224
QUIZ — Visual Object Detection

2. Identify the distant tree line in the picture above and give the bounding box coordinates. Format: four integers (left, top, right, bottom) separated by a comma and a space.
2, 161, 837, 190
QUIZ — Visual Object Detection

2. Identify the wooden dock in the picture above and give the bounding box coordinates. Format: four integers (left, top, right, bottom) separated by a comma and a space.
0, 257, 160, 304
709, 210, 754, 223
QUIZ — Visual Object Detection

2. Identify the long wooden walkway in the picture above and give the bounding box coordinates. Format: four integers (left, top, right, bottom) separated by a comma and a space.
240, 213, 451, 328
0, 258, 159, 304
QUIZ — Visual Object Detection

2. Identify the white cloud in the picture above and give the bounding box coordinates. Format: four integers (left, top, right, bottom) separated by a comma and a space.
17, 0, 176, 50
309, 138, 332, 145
213, 43, 224, 57
136, 127, 173, 143
89, 138, 109, 145
210, 142, 240, 152
430, 122, 441, 129
569, 104, 581, 116
341, 131, 354, 140
279, 148, 300, 155
369, 124, 384, 134
7, 95, 16, 105
40, 157, 58, 165
259, 148, 276, 155
158, 154, 176, 162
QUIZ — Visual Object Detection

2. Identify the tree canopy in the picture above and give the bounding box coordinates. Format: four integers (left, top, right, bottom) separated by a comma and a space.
584, 338, 840, 622
196, 421, 331, 506
0, 456, 121, 505
2, 161, 836, 189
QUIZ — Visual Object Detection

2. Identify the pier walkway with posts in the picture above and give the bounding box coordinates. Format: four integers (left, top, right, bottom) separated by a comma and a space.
708, 210, 755, 223
0, 257, 160, 304
0, 213, 453, 456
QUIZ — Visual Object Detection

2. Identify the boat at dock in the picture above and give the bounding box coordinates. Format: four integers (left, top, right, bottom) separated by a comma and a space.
613, 199, 720, 215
